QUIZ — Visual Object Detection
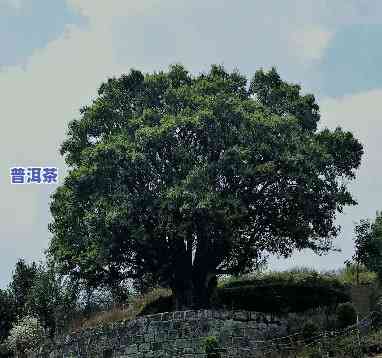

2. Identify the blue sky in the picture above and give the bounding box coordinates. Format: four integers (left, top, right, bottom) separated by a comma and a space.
0, 0, 85, 68
318, 24, 382, 97
1, 0, 382, 288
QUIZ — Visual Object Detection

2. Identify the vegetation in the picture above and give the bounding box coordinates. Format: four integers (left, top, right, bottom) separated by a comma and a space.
47, 64, 363, 310
348, 212, 382, 283
335, 302, 357, 328
8, 259, 38, 319
0, 261, 381, 357
6, 316, 44, 357
302, 321, 320, 343
214, 270, 350, 313
0, 64, 378, 357
336, 263, 378, 285
296, 329, 382, 358
0, 290, 16, 345
203, 336, 221, 358
106, 269, 350, 316
68, 287, 171, 331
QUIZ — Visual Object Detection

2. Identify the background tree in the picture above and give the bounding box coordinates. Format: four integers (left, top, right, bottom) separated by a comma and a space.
24, 265, 64, 337
48, 64, 363, 309
347, 213, 382, 284
368, 212, 382, 281
0, 289, 16, 346
9, 259, 37, 319
346, 219, 373, 285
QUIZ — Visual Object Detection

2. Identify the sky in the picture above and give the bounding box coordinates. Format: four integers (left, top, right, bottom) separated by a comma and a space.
1, 0, 382, 288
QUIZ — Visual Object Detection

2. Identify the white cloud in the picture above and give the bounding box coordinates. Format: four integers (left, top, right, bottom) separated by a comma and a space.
319, 90, 382, 219
0, 4, 127, 286
288, 26, 333, 63
3, 0, 21, 9
66, 0, 160, 25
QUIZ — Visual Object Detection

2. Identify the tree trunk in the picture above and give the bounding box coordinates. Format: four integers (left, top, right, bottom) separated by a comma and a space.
172, 220, 219, 310
173, 272, 217, 310
192, 271, 209, 308
173, 280, 193, 310
172, 234, 194, 310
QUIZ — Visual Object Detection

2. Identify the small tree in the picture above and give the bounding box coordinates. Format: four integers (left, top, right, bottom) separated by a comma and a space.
24, 265, 62, 337
0, 289, 16, 347
350, 212, 382, 284
302, 320, 320, 343
336, 302, 357, 329
347, 219, 373, 285
6, 316, 44, 357
9, 259, 38, 318
367, 212, 382, 281
204, 336, 221, 358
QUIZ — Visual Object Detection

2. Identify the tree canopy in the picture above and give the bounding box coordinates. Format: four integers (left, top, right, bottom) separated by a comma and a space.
48, 64, 363, 308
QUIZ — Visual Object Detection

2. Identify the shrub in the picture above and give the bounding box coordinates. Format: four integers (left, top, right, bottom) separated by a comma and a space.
286, 308, 327, 334
361, 329, 382, 355
370, 296, 382, 329
297, 346, 322, 358
216, 270, 350, 313
329, 334, 363, 358
138, 294, 174, 316
6, 316, 44, 355
203, 336, 220, 358
0, 289, 16, 344
116, 270, 351, 316
302, 320, 320, 343
336, 302, 357, 328
140, 270, 350, 315
0, 343, 12, 358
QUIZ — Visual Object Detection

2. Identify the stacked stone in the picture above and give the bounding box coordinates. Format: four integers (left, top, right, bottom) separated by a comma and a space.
27, 310, 289, 358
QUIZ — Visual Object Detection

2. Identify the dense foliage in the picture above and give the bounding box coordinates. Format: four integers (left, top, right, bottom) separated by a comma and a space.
302, 320, 320, 343
297, 328, 382, 358
0, 290, 16, 345
137, 270, 350, 315
48, 64, 363, 308
24, 265, 74, 337
215, 271, 350, 313
6, 316, 44, 356
336, 263, 377, 285
203, 336, 221, 358
335, 302, 357, 328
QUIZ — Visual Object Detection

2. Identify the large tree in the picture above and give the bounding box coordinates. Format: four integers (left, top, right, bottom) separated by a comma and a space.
48, 64, 363, 309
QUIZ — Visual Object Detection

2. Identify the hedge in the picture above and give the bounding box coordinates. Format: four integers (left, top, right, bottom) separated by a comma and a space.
214, 271, 350, 313
137, 271, 350, 314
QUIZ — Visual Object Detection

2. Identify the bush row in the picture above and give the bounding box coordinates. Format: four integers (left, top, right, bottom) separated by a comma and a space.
213, 284, 349, 313
141, 271, 351, 315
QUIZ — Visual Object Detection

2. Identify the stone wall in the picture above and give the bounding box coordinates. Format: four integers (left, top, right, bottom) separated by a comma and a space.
28, 310, 290, 358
